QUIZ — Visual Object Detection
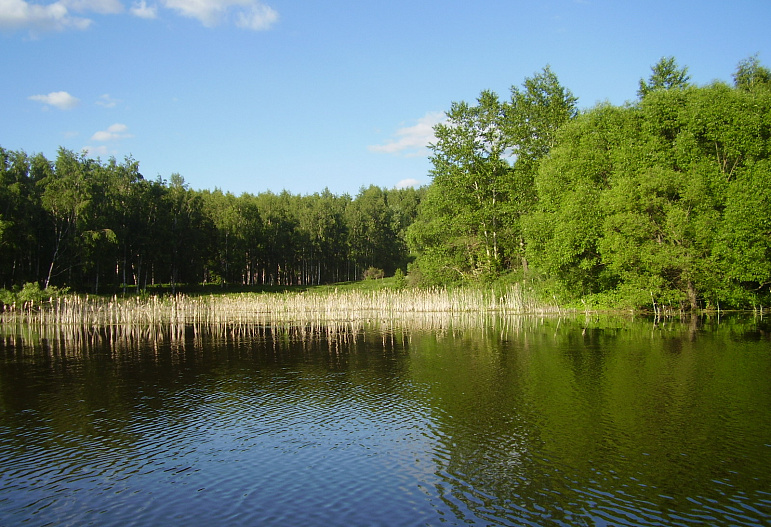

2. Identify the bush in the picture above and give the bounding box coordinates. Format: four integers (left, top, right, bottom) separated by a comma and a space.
363, 267, 385, 280
0, 282, 70, 310
393, 268, 407, 289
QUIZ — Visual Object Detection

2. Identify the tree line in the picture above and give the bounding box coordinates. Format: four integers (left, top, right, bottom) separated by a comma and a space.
4, 55, 770, 310
0, 149, 422, 293
407, 56, 771, 309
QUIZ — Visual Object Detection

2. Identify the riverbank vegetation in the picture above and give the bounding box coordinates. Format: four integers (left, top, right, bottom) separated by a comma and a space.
408, 56, 771, 310
2, 56, 770, 311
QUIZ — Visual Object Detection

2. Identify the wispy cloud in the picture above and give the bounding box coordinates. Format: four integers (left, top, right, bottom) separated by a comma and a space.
95, 93, 121, 108
84, 123, 131, 157
91, 122, 132, 141
28, 90, 81, 109
395, 178, 422, 189
368, 111, 446, 158
129, 0, 156, 18
1, 0, 276, 33
62, 0, 123, 14
0, 0, 92, 33
162, 0, 277, 29
83, 144, 111, 157
235, 2, 276, 30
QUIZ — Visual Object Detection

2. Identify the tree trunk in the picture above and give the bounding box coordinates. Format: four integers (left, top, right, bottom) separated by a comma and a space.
687, 281, 698, 311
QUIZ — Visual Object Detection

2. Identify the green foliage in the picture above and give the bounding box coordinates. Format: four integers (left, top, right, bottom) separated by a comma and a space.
363, 267, 385, 280
393, 268, 406, 289
3, 56, 771, 312
638, 56, 692, 98
528, 60, 771, 309
0, 149, 419, 293
408, 66, 577, 284
733, 54, 771, 91
409, 55, 771, 310
0, 282, 70, 308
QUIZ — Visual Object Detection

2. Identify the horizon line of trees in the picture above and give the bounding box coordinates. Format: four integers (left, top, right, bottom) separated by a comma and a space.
4, 55, 771, 310
0, 149, 423, 293
407, 55, 771, 309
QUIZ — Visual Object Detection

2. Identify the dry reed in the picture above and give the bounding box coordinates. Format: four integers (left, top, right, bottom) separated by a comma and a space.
0, 285, 562, 354
0, 284, 555, 327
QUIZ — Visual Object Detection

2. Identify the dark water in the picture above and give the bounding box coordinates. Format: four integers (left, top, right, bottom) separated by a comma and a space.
1, 316, 770, 526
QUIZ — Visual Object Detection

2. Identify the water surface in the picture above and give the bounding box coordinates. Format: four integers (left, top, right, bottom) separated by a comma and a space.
1, 316, 770, 526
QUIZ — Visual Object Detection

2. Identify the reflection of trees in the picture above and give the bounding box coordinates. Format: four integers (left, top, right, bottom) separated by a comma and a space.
1, 315, 769, 525
0, 320, 420, 454
406, 315, 771, 525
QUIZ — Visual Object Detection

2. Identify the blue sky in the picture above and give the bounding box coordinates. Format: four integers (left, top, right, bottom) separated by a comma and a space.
2, 0, 770, 196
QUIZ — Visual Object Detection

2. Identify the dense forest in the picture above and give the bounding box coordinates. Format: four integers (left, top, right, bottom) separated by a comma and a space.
2, 56, 770, 309
0, 151, 422, 292
408, 56, 771, 309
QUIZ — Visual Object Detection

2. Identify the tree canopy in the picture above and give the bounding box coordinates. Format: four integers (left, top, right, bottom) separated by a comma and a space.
409, 56, 771, 309
0, 150, 423, 292
3, 56, 770, 310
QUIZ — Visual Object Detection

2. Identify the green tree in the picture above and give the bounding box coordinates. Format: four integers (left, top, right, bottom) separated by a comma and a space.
409, 67, 577, 284
346, 185, 399, 279
733, 54, 771, 91
503, 66, 578, 270
296, 189, 348, 284
638, 56, 691, 98
714, 159, 771, 303
528, 60, 771, 309
524, 103, 630, 299
409, 90, 511, 282
39, 148, 93, 288
164, 174, 215, 288
0, 149, 43, 287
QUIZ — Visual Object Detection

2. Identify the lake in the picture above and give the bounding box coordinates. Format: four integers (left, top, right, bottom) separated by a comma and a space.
1, 315, 769, 526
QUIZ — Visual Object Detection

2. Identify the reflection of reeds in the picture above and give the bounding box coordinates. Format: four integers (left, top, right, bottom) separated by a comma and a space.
0, 286, 562, 355
0, 313, 559, 357
0, 285, 555, 327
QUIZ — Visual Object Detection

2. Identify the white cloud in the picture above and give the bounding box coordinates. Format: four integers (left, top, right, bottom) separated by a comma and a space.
62, 0, 123, 14
235, 2, 276, 30
91, 122, 132, 141
395, 178, 422, 189
28, 90, 81, 109
1, 0, 276, 33
82, 144, 111, 157
368, 111, 446, 157
95, 93, 121, 107
0, 0, 92, 32
129, 0, 155, 18
162, 0, 277, 29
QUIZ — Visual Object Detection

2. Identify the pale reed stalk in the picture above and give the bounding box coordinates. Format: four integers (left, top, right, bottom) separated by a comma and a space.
0, 285, 559, 350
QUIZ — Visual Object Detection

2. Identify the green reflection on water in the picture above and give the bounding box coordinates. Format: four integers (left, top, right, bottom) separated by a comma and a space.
1, 314, 770, 525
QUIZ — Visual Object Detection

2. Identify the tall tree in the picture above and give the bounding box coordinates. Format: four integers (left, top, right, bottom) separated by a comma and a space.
503, 66, 578, 269
733, 54, 771, 91
638, 56, 691, 98
410, 90, 511, 281
39, 148, 93, 288
346, 185, 398, 278
408, 67, 577, 283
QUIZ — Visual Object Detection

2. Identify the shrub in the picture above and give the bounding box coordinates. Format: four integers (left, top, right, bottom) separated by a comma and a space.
393, 268, 407, 289
0, 282, 71, 310
363, 267, 385, 280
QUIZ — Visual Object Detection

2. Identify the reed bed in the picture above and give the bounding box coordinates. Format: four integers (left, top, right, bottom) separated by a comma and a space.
0, 311, 566, 359
0, 284, 556, 328
0, 285, 560, 355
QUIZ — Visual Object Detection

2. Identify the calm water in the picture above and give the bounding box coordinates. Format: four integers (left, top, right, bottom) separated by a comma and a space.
0, 316, 770, 526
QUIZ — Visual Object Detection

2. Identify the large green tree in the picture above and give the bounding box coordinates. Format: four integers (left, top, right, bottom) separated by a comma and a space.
527, 57, 771, 309
638, 56, 692, 98
408, 67, 577, 283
